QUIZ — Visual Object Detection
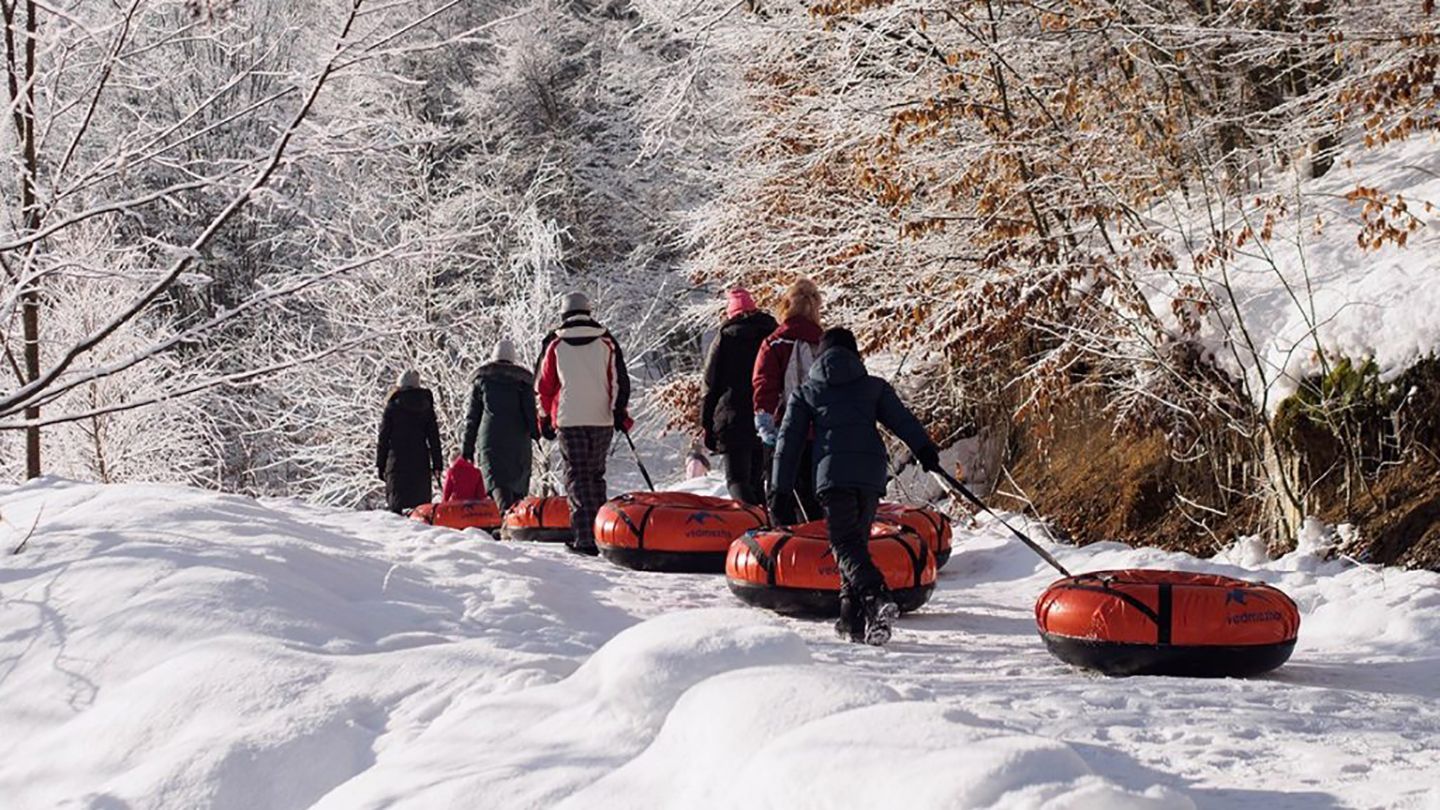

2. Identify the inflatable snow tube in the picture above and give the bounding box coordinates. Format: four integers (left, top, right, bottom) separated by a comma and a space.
1035, 570, 1301, 677
877, 502, 953, 568
726, 521, 936, 617
595, 492, 770, 573
410, 499, 502, 531
500, 496, 571, 543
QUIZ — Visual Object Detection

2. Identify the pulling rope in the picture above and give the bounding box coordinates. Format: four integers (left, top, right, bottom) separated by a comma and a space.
929, 468, 1072, 578
621, 429, 656, 492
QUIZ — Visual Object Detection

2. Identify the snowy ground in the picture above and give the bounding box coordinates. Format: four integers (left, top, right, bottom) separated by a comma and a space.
2, 474, 1438, 810
1143, 135, 1440, 411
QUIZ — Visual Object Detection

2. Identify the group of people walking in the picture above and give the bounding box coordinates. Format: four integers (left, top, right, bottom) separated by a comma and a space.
376, 291, 630, 557
377, 279, 940, 645
700, 279, 941, 644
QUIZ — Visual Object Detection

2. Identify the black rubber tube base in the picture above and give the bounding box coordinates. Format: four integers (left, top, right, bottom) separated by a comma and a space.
1040, 633, 1297, 678
599, 546, 729, 574
727, 580, 934, 617
503, 528, 572, 543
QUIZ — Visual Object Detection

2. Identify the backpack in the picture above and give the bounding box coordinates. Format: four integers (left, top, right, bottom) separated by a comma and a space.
780, 338, 816, 402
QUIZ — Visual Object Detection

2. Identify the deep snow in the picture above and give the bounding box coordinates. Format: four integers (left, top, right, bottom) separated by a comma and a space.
1145, 136, 1440, 411
1, 475, 1437, 809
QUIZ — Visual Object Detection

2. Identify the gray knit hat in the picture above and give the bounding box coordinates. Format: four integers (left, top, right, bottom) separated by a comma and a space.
397, 369, 421, 389
562, 291, 591, 316
493, 339, 517, 364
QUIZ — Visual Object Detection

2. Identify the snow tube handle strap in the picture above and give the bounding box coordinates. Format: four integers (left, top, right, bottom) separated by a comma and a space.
738, 530, 792, 586
880, 529, 930, 589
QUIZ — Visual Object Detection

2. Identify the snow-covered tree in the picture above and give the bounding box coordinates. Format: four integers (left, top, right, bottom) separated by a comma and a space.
0, 0, 490, 482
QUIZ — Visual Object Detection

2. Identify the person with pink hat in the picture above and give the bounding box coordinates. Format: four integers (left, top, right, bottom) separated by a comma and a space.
700, 287, 778, 506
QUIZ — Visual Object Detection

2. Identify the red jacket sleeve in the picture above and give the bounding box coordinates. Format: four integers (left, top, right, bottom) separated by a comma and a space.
751, 336, 783, 418
536, 341, 562, 425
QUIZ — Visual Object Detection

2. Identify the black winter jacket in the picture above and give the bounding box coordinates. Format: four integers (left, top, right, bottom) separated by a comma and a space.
377, 387, 444, 511
462, 361, 539, 497
700, 310, 778, 452
772, 348, 936, 497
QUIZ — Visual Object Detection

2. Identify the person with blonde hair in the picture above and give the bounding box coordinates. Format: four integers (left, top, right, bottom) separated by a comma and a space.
751, 277, 823, 523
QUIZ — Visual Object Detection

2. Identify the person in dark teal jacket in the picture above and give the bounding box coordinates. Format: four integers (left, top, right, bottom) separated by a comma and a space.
462, 339, 539, 511
772, 328, 941, 645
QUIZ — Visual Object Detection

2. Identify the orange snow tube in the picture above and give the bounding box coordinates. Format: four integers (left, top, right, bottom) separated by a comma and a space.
410, 499, 502, 531
1035, 569, 1301, 677
726, 521, 936, 616
877, 503, 953, 568
500, 496, 571, 543
594, 492, 770, 573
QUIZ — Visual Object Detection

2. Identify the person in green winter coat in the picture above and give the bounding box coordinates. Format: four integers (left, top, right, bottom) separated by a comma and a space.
462, 339, 539, 512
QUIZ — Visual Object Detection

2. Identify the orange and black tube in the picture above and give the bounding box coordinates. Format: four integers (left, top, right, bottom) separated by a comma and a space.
501, 496, 571, 543
726, 521, 936, 616
1034, 569, 1301, 677
595, 492, 769, 573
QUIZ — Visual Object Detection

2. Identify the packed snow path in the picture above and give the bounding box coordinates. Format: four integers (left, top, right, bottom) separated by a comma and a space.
1, 478, 1437, 809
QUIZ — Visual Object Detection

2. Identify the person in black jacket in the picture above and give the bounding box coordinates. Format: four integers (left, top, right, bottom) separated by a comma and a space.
700, 288, 778, 506
772, 328, 941, 646
376, 369, 445, 513
462, 339, 539, 512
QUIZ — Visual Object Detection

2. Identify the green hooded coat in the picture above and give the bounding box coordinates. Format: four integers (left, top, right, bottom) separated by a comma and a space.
462, 361, 539, 501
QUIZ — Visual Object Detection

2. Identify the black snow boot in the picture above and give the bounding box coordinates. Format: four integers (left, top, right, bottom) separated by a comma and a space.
861, 593, 899, 646
565, 540, 599, 557
835, 595, 866, 643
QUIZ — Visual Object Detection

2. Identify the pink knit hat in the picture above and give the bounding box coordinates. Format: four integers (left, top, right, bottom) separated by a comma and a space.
725, 287, 757, 319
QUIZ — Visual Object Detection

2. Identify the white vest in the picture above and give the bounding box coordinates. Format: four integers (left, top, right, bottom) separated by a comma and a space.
551, 323, 618, 428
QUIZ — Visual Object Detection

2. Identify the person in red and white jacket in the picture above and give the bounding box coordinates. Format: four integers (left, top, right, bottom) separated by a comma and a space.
535, 291, 632, 554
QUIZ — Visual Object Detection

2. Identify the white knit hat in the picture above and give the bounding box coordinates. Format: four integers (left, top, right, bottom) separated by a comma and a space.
562, 291, 591, 316
397, 369, 421, 389
493, 339, 517, 363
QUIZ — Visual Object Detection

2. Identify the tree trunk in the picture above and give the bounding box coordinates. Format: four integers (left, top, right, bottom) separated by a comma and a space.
1260, 429, 1303, 547
24, 294, 39, 478
13, 0, 41, 478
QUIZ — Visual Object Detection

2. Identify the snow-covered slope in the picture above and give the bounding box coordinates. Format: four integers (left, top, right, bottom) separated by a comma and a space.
1, 477, 1437, 809
1148, 136, 1440, 410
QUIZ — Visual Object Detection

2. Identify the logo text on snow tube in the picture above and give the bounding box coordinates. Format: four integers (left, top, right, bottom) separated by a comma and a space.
1226, 610, 1284, 625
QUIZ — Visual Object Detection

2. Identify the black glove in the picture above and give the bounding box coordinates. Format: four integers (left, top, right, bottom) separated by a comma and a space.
377, 468, 386, 483
540, 417, 557, 441
916, 445, 941, 473
703, 430, 718, 454
614, 411, 634, 433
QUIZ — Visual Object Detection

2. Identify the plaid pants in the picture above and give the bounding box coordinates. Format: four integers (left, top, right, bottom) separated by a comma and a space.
559, 426, 613, 547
